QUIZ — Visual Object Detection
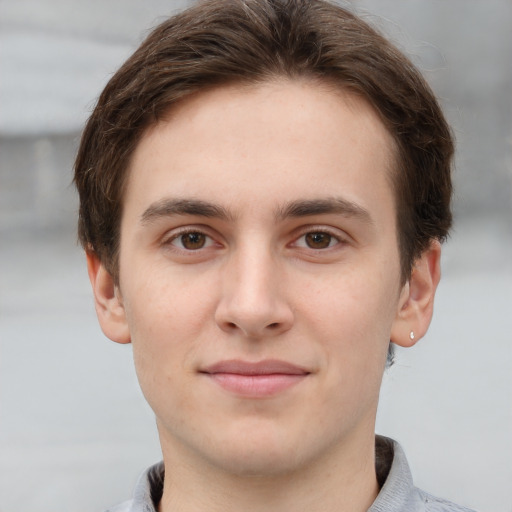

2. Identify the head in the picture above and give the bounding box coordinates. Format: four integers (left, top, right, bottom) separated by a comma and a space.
75, 0, 453, 285
76, 0, 453, 483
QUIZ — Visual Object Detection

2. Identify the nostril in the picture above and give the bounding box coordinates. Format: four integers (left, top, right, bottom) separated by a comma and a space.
268, 323, 279, 329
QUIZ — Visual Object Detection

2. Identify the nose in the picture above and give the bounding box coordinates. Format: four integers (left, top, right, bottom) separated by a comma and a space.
214, 245, 294, 339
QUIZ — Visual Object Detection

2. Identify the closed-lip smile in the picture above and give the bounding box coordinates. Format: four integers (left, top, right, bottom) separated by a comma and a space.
200, 359, 310, 397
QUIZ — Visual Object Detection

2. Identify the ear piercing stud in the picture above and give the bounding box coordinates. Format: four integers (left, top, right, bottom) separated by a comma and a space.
409, 331, 415, 341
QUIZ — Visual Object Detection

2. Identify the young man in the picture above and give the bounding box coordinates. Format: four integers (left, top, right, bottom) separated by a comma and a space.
74, 1, 475, 510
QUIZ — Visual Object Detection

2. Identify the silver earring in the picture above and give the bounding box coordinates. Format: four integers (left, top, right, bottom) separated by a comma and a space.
409, 331, 415, 341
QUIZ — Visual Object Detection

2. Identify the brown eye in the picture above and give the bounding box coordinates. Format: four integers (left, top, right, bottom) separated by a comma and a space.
179, 232, 207, 250
304, 232, 333, 249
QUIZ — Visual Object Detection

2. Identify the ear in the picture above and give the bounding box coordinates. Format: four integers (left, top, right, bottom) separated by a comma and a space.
86, 251, 131, 344
391, 240, 442, 348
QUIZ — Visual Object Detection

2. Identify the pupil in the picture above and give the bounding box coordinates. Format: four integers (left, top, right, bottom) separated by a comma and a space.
182, 232, 205, 249
306, 232, 331, 249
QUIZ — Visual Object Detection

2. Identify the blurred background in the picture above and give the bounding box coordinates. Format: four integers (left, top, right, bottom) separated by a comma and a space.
0, 0, 511, 510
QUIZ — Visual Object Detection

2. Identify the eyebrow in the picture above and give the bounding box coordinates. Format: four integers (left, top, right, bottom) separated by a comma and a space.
141, 198, 234, 224
275, 197, 374, 225
140, 196, 373, 226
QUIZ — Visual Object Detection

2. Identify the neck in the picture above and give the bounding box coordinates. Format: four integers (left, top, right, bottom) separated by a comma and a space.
157, 429, 379, 512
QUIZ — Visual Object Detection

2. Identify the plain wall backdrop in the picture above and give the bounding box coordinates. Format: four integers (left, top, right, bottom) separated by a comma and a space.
1, 1, 511, 511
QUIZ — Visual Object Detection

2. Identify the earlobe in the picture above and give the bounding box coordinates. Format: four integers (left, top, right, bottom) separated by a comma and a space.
391, 241, 442, 348
86, 251, 131, 344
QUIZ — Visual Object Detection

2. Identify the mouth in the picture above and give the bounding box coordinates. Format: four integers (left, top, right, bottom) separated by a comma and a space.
200, 359, 310, 397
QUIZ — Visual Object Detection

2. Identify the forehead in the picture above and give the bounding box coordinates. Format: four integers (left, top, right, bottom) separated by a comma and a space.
124, 79, 397, 221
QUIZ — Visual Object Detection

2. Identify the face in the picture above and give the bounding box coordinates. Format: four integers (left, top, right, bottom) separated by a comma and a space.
95, 80, 427, 477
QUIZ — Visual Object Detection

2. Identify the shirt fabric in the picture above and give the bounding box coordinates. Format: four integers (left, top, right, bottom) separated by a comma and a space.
106, 436, 476, 512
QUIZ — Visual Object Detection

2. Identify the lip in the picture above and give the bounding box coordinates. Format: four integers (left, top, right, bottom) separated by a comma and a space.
200, 359, 310, 397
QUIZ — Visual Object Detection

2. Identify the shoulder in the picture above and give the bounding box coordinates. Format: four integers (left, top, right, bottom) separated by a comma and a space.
418, 489, 478, 512
371, 436, 478, 512
104, 500, 133, 512
103, 461, 164, 512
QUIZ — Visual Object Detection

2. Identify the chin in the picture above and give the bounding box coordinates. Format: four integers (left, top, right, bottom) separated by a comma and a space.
200, 420, 325, 478
210, 444, 306, 478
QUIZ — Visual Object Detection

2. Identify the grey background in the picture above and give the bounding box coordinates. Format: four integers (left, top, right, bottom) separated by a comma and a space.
1, 1, 511, 511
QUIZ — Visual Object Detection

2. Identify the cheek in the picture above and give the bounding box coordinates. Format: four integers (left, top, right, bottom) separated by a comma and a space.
304, 265, 399, 334
299, 265, 399, 375
123, 287, 203, 420
120, 271, 215, 387
123, 257, 215, 335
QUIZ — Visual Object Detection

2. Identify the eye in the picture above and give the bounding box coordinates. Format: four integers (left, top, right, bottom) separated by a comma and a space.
304, 232, 335, 249
168, 230, 215, 250
294, 230, 342, 250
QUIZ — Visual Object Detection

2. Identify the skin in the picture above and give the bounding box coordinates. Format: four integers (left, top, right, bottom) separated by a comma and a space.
88, 79, 441, 512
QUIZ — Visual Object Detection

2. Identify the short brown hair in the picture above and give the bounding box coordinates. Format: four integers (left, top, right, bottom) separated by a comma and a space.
74, 0, 453, 283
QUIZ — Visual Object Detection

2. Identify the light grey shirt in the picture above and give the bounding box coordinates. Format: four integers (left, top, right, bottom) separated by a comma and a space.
106, 436, 477, 512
